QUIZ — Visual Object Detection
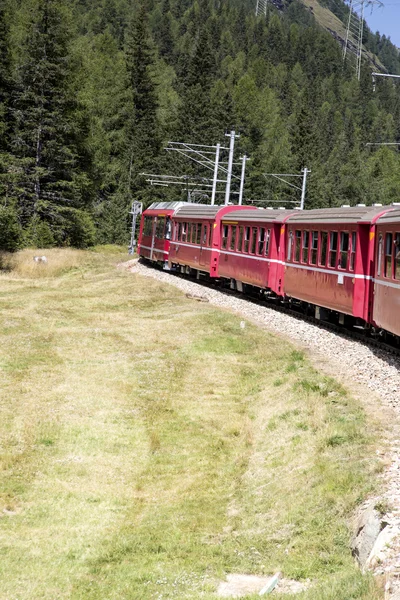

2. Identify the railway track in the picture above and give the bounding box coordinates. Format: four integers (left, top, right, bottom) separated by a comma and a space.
169, 266, 400, 359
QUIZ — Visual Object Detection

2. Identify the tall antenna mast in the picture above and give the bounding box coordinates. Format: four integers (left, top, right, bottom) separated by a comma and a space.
342, 0, 383, 80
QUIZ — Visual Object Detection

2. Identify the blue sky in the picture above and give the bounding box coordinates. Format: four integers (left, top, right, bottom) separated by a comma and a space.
364, 4, 400, 47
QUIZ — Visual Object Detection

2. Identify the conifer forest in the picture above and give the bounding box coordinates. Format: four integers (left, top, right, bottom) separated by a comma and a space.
1, 0, 400, 249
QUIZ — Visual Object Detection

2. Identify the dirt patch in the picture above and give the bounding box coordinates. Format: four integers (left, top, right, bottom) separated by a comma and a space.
217, 574, 310, 597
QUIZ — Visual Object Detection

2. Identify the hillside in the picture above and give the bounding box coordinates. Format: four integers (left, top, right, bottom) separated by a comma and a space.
0, 0, 400, 248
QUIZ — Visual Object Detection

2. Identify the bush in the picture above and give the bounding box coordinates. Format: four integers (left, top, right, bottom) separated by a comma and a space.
23, 209, 96, 249
66, 209, 96, 249
0, 206, 21, 252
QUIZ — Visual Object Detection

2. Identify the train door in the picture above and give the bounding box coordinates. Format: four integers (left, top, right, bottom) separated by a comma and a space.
150, 217, 157, 260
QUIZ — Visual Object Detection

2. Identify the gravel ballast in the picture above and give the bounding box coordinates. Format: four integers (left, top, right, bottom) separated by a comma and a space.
128, 259, 400, 596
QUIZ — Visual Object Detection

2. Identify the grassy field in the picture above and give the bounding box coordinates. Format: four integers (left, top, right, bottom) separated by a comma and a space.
0, 249, 382, 599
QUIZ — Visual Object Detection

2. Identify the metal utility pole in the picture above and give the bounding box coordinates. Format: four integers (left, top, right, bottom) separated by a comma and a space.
128, 201, 143, 254
300, 168, 310, 211
224, 130, 239, 205
238, 155, 248, 206
141, 135, 246, 205
263, 167, 310, 209
211, 143, 220, 206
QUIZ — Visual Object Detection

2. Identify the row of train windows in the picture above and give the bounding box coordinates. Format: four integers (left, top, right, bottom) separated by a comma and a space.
221, 225, 271, 256
173, 222, 212, 247
143, 216, 171, 239
379, 232, 400, 280
288, 230, 356, 271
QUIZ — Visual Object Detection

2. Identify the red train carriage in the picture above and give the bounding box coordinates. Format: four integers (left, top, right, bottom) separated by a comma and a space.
217, 209, 296, 294
373, 207, 400, 338
284, 206, 392, 325
169, 204, 256, 276
138, 201, 188, 268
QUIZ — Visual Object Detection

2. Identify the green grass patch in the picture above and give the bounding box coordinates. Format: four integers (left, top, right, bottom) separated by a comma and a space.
0, 250, 382, 599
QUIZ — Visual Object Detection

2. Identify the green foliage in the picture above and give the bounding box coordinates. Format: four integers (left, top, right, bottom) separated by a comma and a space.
1, 0, 400, 242
23, 216, 56, 249
0, 205, 21, 251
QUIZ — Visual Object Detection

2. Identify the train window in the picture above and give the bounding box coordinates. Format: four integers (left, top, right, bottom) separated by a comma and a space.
165, 218, 171, 240
238, 227, 244, 252
288, 231, 293, 261
222, 225, 229, 249
295, 230, 301, 262
377, 235, 383, 277
181, 223, 187, 242
195, 223, 201, 244
258, 228, 265, 255
157, 217, 166, 239
244, 227, 250, 253
339, 232, 349, 270
230, 226, 237, 251
202, 224, 208, 246
350, 232, 356, 271
310, 231, 318, 265
302, 231, 309, 263
208, 224, 212, 247
251, 227, 257, 254
385, 233, 393, 278
265, 229, 271, 256
395, 234, 400, 280
144, 216, 153, 236
329, 232, 338, 268
319, 232, 328, 266
393, 233, 400, 279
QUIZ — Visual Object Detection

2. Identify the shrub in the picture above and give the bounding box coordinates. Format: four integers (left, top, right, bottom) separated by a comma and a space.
0, 206, 21, 252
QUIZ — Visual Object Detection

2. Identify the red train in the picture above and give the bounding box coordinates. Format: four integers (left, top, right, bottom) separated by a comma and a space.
137, 201, 400, 343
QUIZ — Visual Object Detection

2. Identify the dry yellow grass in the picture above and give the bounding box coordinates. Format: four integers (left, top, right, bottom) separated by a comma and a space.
1, 247, 88, 278
0, 250, 382, 600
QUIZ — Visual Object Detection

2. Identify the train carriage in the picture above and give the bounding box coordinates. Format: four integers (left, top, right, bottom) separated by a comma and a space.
284, 206, 392, 325
168, 204, 257, 276
138, 201, 188, 268
373, 207, 400, 338
217, 208, 296, 293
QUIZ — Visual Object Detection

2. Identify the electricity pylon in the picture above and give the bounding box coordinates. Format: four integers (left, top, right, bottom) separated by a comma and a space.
255, 0, 268, 18
342, 0, 383, 80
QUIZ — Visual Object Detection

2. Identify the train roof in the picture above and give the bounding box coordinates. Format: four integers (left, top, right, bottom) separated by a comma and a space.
376, 206, 400, 224
146, 201, 191, 210
222, 208, 295, 223
174, 204, 223, 219
286, 205, 392, 225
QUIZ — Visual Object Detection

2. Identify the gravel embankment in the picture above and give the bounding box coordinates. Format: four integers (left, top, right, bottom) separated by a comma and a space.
127, 259, 400, 594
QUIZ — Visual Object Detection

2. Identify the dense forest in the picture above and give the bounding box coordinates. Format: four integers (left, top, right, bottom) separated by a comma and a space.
0, 0, 400, 249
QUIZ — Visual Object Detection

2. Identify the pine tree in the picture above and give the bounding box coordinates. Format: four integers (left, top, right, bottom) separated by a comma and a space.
0, 0, 22, 251
158, 0, 174, 61
125, 3, 161, 184
175, 24, 216, 142
13, 0, 93, 246
0, 0, 12, 152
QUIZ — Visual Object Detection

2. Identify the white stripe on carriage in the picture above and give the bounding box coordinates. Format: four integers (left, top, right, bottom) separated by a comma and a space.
139, 245, 168, 255
154, 242, 394, 284
373, 278, 400, 290
285, 262, 372, 280
171, 241, 212, 250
